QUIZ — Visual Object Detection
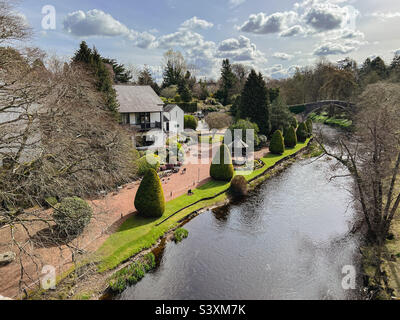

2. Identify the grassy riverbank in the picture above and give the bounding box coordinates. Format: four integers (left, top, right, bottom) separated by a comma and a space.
309, 112, 352, 129
96, 139, 311, 272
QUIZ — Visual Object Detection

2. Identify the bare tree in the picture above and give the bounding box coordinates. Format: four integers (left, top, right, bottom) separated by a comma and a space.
316, 82, 400, 281
0, 0, 31, 43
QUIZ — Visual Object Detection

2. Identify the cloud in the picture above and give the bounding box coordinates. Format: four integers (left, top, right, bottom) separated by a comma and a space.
64, 9, 130, 37
265, 64, 300, 79
239, 0, 360, 37
279, 25, 305, 37
180, 16, 214, 30
272, 52, 294, 60
216, 35, 267, 64
239, 11, 298, 34
313, 42, 356, 56
229, 0, 246, 8
369, 12, 400, 20
302, 1, 348, 31
63, 9, 157, 48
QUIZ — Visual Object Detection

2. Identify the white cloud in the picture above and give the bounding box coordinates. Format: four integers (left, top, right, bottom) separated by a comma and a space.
313, 42, 356, 56
216, 35, 267, 64
181, 16, 214, 30
63, 9, 157, 49
272, 52, 294, 60
369, 12, 400, 20
229, 0, 246, 8
239, 11, 298, 34
64, 9, 130, 37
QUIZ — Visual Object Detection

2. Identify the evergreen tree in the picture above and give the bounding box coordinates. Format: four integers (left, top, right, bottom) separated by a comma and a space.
284, 126, 297, 148
73, 41, 92, 64
134, 168, 165, 218
102, 58, 132, 83
210, 144, 234, 181
269, 130, 285, 155
219, 59, 236, 105
239, 70, 271, 135
296, 122, 308, 142
138, 67, 161, 95
178, 80, 192, 102
72, 42, 119, 118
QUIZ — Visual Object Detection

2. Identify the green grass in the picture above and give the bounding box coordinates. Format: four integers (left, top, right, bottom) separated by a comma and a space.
96, 138, 311, 272
199, 134, 224, 144
309, 112, 352, 129
174, 228, 189, 243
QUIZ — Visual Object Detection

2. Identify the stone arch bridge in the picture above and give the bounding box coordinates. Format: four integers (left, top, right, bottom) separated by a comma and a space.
288, 100, 356, 119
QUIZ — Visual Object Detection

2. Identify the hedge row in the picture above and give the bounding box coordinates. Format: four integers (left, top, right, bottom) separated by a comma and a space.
177, 102, 198, 113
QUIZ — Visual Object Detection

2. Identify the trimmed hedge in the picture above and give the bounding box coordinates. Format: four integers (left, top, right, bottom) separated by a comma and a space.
284, 126, 297, 148
289, 116, 298, 128
210, 144, 234, 181
177, 102, 198, 113
297, 122, 309, 142
138, 154, 160, 176
54, 197, 92, 234
134, 168, 165, 218
306, 118, 313, 136
184, 115, 198, 130
269, 130, 285, 155
229, 175, 248, 198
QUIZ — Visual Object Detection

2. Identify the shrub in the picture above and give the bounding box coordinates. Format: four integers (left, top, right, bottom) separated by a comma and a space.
184, 115, 198, 130
284, 126, 297, 148
258, 135, 268, 148
174, 94, 182, 103
177, 102, 198, 113
137, 154, 160, 176
53, 197, 92, 234
174, 228, 189, 243
297, 122, 309, 142
229, 175, 248, 198
269, 130, 285, 155
289, 116, 298, 128
306, 119, 313, 135
210, 144, 234, 181
134, 168, 165, 218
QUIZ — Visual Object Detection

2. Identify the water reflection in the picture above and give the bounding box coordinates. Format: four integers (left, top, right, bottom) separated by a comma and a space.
119, 128, 362, 300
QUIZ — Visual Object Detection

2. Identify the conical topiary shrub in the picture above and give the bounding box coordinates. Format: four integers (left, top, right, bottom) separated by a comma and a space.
269, 130, 285, 155
297, 122, 308, 142
306, 119, 313, 136
134, 168, 165, 218
210, 144, 234, 181
284, 126, 297, 148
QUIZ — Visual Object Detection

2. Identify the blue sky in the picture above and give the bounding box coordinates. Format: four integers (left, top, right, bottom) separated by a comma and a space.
16, 0, 400, 81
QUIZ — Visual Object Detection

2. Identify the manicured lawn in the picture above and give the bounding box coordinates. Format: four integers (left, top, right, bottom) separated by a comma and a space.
96, 138, 311, 272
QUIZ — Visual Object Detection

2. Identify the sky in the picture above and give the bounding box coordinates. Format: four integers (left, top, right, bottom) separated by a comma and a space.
15, 0, 400, 81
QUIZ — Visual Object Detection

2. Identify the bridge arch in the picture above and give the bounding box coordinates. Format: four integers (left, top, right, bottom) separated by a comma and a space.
288, 100, 356, 119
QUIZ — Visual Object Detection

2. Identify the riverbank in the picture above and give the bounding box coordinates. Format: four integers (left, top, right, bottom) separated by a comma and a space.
309, 112, 352, 130
28, 138, 313, 300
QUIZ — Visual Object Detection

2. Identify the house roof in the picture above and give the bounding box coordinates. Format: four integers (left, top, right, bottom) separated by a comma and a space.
164, 104, 179, 112
114, 85, 164, 113
228, 138, 249, 149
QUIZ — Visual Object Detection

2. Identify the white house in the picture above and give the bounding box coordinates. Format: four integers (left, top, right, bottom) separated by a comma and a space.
163, 104, 184, 134
114, 85, 164, 130
114, 85, 185, 148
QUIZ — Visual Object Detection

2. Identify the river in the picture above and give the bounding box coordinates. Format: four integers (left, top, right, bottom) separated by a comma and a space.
118, 125, 363, 300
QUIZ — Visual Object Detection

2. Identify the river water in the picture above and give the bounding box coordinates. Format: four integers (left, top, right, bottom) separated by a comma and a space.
119, 125, 363, 300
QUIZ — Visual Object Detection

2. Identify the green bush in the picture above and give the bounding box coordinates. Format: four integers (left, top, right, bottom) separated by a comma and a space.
289, 116, 298, 128
284, 126, 297, 148
137, 154, 160, 176
53, 197, 92, 234
306, 119, 313, 136
134, 168, 165, 218
297, 122, 309, 142
177, 102, 198, 113
229, 175, 248, 198
269, 130, 285, 155
174, 228, 189, 243
210, 144, 234, 181
174, 94, 182, 103
184, 115, 198, 130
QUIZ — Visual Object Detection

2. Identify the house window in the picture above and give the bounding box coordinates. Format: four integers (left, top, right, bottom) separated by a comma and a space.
121, 113, 130, 124
139, 112, 150, 123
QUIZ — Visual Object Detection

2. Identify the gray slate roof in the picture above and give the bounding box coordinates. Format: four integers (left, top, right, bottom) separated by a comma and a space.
114, 85, 164, 113
164, 104, 179, 112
